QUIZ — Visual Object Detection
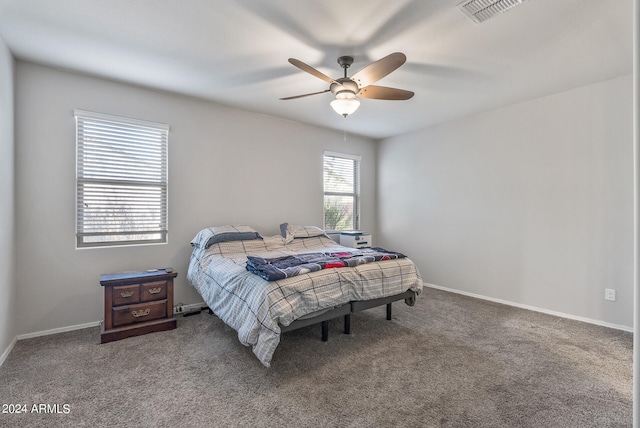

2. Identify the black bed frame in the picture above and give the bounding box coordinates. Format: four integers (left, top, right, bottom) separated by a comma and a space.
279, 289, 417, 341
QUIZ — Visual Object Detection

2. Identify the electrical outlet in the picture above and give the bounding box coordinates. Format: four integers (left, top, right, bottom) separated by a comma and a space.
604, 288, 616, 302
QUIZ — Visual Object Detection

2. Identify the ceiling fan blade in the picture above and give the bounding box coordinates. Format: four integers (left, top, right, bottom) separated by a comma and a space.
279, 89, 331, 100
358, 85, 414, 100
288, 58, 335, 84
351, 52, 407, 88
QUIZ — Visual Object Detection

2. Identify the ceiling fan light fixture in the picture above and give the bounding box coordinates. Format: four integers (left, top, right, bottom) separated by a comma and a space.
331, 97, 360, 117
282, 52, 412, 118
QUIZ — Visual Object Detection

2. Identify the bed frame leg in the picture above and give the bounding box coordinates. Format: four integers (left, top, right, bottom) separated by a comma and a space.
344, 314, 351, 334
321, 321, 329, 342
386, 303, 392, 320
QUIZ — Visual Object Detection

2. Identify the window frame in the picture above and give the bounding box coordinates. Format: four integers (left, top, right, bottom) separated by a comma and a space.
323, 151, 361, 231
75, 110, 170, 248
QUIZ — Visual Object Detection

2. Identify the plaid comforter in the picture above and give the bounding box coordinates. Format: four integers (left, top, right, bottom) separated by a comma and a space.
187, 234, 422, 367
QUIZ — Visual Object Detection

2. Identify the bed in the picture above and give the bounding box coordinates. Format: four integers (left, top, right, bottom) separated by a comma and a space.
187, 224, 423, 367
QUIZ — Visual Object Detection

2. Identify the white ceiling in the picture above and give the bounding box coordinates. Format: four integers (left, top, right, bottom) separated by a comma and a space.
0, 0, 632, 139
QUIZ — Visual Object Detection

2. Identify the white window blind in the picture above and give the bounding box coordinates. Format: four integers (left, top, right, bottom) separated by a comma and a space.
75, 110, 169, 247
323, 151, 361, 231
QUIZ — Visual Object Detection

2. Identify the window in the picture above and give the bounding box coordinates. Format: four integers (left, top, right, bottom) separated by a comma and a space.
75, 110, 169, 248
323, 151, 361, 231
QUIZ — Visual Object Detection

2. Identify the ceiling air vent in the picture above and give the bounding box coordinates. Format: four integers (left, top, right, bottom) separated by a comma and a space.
457, 0, 529, 23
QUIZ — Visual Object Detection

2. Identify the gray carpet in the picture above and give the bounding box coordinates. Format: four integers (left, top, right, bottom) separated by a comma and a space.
0, 287, 632, 428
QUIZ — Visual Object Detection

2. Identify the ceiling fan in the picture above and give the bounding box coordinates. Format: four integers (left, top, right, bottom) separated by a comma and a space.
280, 52, 414, 117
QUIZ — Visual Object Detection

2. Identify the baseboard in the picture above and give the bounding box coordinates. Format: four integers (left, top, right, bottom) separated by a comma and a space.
0, 336, 17, 368
14, 302, 209, 341
1, 303, 210, 367
425, 283, 633, 333
16, 320, 102, 341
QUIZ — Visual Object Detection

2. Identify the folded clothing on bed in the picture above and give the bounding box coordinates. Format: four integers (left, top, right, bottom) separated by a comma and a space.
246, 248, 406, 281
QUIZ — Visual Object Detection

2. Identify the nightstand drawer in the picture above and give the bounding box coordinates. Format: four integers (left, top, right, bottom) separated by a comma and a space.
141, 280, 168, 302
112, 300, 167, 327
113, 284, 140, 306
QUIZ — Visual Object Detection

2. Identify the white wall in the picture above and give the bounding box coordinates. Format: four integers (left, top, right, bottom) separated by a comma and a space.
0, 35, 15, 360
13, 60, 632, 335
14, 61, 377, 335
378, 75, 633, 329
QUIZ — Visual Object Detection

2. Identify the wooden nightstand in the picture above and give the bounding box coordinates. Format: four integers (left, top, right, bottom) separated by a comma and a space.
100, 269, 177, 343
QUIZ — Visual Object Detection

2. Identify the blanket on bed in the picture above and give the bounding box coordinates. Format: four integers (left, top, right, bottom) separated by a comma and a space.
246, 247, 406, 281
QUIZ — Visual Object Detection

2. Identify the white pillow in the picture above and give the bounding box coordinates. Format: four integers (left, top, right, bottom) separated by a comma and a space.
279, 223, 326, 243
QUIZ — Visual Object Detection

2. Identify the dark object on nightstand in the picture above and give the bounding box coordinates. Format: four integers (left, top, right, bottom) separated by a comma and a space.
99, 269, 178, 343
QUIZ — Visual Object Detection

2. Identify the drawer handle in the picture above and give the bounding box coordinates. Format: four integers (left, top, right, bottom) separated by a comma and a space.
120, 291, 135, 298
148, 287, 162, 294
131, 308, 151, 318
